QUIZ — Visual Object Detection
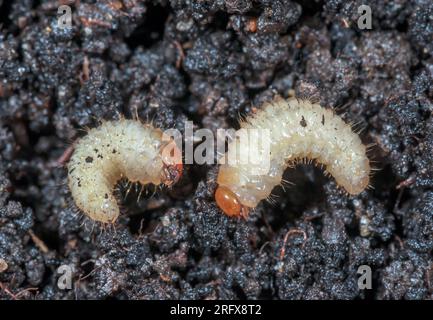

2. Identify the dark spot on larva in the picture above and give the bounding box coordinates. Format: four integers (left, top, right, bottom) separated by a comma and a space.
112, 149, 117, 153
78, 181, 81, 187
97, 154, 103, 159
69, 168, 75, 174
322, 115, 325, 125
104, 193, 108, 199
85, 156, 93, 163
300, 116, 307, 127
94, 148, 99, 153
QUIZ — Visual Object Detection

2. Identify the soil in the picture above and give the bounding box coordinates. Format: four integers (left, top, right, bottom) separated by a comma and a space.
0, 0, 432, 300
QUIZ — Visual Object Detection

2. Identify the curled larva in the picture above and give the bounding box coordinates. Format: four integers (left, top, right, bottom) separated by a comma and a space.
67, 119, 183, 224
215, 97, 371, 218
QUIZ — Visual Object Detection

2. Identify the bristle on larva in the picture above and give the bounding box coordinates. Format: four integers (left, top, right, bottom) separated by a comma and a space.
215, 97, 371, 218
67, 119, 182, 224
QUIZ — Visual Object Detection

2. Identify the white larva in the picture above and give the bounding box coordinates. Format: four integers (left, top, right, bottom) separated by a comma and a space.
67, 119, 182, 224
215, 97, 371, 218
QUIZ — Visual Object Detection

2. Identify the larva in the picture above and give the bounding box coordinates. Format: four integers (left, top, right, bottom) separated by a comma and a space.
67, 119, 183, 223
215, 97, 371, 218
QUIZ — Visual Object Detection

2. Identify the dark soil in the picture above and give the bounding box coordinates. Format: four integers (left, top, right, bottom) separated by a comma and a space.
0, 0, 432, 300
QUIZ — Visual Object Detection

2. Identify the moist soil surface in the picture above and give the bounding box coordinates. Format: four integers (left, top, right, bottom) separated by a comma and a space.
0, 0, 432, 299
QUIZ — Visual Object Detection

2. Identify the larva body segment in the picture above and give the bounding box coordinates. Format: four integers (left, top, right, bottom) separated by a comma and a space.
216, 97, 370, 218
67, 119, 182, 223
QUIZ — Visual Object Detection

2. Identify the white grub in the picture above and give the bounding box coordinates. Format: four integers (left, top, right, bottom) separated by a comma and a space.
216, 97, 371, 218
67, 119, 182, 223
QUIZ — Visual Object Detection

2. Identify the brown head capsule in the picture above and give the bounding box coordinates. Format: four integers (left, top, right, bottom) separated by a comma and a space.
215, 186, 249, 219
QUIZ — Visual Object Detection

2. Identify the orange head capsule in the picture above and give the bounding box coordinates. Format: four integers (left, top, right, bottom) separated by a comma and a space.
215, 186, 249, 219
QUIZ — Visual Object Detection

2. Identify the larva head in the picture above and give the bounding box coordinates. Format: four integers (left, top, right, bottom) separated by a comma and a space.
160, 140, 183, 187
216, 163, 279, 218
215, 186, 250, 219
